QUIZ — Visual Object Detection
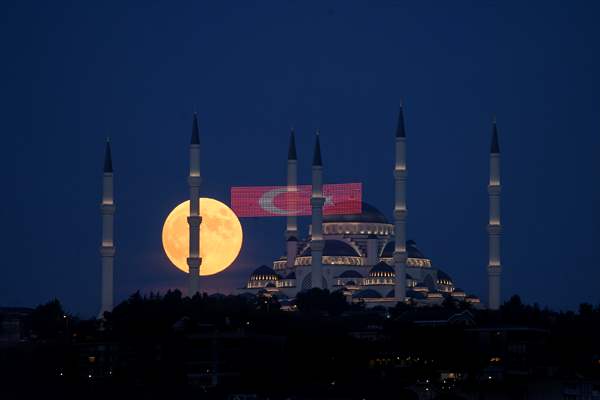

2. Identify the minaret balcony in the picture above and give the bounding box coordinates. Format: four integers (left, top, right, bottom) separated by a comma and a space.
187, 176, 202, 186
187, 216, 202, 227
486, 224, 502, 235
394, 169, 407, 179
100, 204, 116, 214
487, 185, 501, 195
487, 264, 502, 274
310, 197, 325, 207
187, 257, 202, 267
100, 246, 116, 257
394, 209, 407, 220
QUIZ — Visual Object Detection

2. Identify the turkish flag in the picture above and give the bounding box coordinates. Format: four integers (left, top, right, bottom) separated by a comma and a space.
231, 183, 362, 217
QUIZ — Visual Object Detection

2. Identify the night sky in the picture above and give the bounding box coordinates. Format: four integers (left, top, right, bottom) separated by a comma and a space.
3, 1, 599, 317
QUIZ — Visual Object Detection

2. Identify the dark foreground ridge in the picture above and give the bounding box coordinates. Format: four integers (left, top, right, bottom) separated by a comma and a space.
1, 291, 600, 399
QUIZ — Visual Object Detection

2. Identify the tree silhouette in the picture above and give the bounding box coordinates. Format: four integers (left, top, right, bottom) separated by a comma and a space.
30, 298, 67, 340
296, 288, 353, 316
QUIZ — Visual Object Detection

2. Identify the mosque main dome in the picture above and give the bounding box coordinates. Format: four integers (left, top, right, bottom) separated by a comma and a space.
323, 202, 389, 224
322, 202, 393, 237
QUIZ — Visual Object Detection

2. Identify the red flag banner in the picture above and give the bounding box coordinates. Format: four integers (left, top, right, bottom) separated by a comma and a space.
231, 183, 362, 217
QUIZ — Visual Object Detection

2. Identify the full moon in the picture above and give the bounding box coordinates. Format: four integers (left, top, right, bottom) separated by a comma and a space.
162, 197, 243, 276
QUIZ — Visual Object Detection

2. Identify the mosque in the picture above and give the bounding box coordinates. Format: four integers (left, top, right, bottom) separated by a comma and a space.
97, 105, 503, 316
239, 106, 503, 309
241, 206, 482, 307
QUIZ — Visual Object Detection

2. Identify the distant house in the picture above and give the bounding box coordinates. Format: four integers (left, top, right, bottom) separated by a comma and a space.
0, 307, 33, 345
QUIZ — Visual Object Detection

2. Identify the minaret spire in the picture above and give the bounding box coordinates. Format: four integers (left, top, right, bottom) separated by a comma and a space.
288, 128, 297, 161
103, 138, 113, 173
191, 113, 200, 145
396, 102, 406, 138
490, 118, 500, 154
393, 104, 408, 303
312, 130, 322, 166
286, 128, 299, 269
310, 130, 325, 289
99, 138, 115, 317
487, 118, 502, 309
187, 113, 202, 296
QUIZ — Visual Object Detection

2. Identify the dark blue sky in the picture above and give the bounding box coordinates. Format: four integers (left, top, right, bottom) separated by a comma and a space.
3, 1, 599, 316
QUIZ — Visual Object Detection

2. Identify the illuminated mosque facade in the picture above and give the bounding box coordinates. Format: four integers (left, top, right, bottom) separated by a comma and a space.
241, 106, 503, 309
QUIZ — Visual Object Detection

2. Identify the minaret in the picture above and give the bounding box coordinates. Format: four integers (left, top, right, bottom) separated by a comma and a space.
310, 131, 325, 289
187, 113, 202, 296
487, 118, 502, 309
393, 105, 407, 302
286, 129, 298, 269
99, 139, 115, 317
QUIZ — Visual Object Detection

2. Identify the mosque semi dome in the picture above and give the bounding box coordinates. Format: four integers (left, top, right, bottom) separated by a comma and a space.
250, 265, 280, 281
437, 270, 453, 285
294, 239, 363, 267
369, 261, 395, 277
381, 239, 427, 259
300, 240, 361, 257
339, 270, 363, 279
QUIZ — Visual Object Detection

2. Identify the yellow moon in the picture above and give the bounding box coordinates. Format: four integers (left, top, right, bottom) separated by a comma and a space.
162, 197, 243, 276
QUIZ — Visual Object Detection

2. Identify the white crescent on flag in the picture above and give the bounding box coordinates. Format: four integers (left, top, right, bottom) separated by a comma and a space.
258, 188, 301, 215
